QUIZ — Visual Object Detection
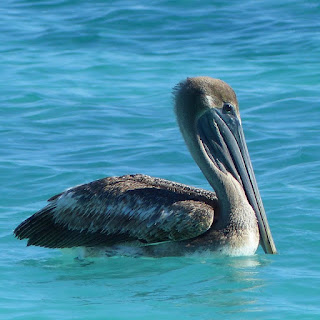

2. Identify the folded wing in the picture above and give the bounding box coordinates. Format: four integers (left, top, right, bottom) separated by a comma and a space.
14, 174, 217, 248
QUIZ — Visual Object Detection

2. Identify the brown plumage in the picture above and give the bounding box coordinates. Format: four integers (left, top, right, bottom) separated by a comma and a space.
14, 76, 277, 256
14, 174, 217, 248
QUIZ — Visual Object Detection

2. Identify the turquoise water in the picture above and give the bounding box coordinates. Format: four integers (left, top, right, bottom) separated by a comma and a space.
1, 0, 320, 319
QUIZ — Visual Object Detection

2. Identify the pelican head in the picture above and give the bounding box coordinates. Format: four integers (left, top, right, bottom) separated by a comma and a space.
174, 76, 277, 254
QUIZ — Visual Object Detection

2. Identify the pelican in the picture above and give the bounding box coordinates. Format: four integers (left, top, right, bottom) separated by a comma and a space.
14, 76, 277, 256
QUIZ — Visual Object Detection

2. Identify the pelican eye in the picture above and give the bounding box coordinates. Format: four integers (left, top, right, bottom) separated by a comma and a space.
223, 103, 233, 113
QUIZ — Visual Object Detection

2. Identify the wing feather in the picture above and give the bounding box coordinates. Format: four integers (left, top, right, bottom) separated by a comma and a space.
14, 174, 217, 248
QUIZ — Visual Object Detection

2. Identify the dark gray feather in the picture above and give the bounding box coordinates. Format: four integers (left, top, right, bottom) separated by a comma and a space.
14, 174, 217, 248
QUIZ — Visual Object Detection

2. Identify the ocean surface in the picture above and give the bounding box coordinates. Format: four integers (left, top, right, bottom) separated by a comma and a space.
1, 0, 320, 319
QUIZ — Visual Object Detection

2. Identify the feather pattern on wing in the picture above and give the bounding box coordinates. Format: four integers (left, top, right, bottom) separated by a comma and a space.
14, 174, 217, 248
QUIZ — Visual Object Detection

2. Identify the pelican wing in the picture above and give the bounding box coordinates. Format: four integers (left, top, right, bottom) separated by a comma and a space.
14, 174, 217, 248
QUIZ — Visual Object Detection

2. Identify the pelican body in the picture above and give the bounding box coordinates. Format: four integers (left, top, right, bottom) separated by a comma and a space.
14, 77, 277, 256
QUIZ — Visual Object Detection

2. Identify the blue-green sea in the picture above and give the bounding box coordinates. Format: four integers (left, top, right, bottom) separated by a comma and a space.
1, 1, 320, 319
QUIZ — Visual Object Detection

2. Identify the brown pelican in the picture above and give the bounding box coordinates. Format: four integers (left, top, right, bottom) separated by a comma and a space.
14, 76, 277, 256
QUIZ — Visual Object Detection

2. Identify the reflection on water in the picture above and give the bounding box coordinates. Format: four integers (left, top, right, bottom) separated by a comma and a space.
17, 252, 272, 317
